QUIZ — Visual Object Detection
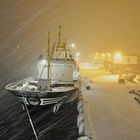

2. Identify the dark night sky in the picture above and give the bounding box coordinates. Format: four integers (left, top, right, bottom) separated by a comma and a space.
0, 0, 140, 60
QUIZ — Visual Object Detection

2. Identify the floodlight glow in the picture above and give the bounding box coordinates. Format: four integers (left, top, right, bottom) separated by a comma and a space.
114, 52, 122, 62
71, 43, 76, 48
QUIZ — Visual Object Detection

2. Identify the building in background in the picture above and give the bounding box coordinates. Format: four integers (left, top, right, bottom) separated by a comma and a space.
110, 53, 140, 74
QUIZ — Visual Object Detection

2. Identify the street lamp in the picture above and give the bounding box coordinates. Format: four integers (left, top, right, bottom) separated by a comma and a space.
71, 43, 76, 48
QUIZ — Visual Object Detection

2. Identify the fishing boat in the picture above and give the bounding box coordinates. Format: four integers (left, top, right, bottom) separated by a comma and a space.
5, 26, 79, 108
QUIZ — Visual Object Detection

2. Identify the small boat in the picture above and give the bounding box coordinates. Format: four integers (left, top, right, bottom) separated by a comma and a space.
5, 26, 79, 107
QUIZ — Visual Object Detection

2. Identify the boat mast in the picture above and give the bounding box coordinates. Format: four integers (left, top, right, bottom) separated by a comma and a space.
58, 25, 61, 47
57, 25, 68, 59
50, 26, 68, 59
47, 31, 51, 80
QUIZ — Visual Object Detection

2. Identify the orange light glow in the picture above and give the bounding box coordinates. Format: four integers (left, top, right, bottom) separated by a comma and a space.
114, 52, 122, 63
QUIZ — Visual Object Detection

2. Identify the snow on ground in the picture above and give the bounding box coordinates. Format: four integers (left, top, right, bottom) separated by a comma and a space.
81, 68, 140, 140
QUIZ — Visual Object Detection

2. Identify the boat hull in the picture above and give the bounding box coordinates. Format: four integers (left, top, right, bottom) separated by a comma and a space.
10, 88, 78, 106
5, 78, 79, 106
